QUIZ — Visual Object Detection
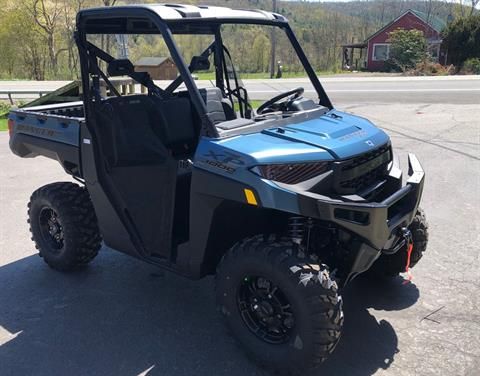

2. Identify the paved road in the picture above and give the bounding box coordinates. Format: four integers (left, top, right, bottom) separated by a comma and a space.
0, 98, 479, 376
243, 76, 480, 104
1, 75, 479, 104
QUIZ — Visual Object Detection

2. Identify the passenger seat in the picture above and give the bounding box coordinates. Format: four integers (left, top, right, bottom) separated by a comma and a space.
199, 87, 236, 124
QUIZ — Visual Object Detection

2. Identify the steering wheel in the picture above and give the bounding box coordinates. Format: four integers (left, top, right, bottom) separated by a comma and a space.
256, 87, 304, 115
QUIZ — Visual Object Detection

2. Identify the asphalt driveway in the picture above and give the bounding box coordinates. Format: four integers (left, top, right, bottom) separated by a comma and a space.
0, 100, 479, 376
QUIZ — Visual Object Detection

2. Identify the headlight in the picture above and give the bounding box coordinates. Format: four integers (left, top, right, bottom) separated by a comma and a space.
250, 161, 330, 184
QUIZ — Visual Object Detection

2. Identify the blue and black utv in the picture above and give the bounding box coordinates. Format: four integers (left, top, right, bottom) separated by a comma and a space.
8, 4, 428, 374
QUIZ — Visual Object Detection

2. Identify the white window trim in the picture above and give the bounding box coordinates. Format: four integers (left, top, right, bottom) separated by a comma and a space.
372, 43, 390, 61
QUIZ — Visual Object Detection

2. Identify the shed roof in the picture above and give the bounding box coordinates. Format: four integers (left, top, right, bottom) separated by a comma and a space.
135, 57, 171, 66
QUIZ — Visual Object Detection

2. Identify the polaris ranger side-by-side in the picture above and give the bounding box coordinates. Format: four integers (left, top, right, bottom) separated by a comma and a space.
8, 4, 428, 374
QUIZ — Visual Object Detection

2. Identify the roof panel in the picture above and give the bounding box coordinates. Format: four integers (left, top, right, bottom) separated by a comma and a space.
135, 57, 170, 66
184, 6, 275, 20
79, 3, 280, 22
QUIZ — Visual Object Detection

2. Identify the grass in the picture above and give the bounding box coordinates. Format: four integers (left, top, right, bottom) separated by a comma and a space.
0, 118, 7, 132
249, 100, 263, 109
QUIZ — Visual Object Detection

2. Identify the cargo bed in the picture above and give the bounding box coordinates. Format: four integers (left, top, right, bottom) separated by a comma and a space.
8, 102, 84, 177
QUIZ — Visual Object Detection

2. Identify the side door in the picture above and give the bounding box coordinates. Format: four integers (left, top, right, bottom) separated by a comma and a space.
80, 96, 178, 259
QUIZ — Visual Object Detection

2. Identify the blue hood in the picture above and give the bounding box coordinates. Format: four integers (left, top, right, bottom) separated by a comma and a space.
261, 110, 389, 159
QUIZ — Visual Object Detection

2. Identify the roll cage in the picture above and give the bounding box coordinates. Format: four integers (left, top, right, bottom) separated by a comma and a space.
75, 4, 333, 139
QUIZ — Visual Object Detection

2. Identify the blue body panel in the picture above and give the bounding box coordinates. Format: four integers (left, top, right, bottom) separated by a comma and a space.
282, 110, 389, 159
9, 111, 81, 147
193, 109, 390, 213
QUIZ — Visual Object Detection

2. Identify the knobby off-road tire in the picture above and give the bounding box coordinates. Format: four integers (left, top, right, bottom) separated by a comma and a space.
370, 208, 429, 278
215, 235, 343, 375
28, 182, 102, 271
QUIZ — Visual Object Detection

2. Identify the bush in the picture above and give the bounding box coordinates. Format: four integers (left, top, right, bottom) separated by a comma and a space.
0, 102, 11, 118
383, 59, 402, 73
408, 61, 455, 76
442, 14, 480, 67
461, 58, 480, 75
388, 28, 427, 72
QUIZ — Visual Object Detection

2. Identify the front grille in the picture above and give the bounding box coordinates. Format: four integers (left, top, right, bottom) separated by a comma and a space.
339, 163, 388, 190
342, 144, 391, 171
258, 162, 330, 185
335, 144, 391, 194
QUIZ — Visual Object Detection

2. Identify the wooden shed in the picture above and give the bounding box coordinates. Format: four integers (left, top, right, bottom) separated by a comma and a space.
134, 57, 178, 80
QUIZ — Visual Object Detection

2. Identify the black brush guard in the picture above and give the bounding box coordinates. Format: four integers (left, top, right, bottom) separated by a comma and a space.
298, 154, 424, 282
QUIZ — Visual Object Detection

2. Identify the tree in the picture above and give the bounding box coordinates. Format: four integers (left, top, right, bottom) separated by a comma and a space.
0, 2, 46, 79
252, 34, 271, 73
442, 13, 480, 67
0, 0, 461, 80
24, 0, 66, 75
388, 28, 427, 72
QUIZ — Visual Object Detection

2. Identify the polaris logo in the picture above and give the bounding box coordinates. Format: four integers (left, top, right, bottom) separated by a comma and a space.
365, 140, 375, 147
17, 124, 57, 137
203, 150, 245, 166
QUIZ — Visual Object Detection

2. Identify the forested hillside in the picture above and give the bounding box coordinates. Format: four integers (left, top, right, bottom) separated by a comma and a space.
0, 0, 472, 80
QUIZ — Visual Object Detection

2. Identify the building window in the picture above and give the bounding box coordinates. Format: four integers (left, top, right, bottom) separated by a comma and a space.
372, 44, 390, 61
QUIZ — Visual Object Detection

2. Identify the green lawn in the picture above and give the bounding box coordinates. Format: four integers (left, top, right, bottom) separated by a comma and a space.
0, 118, 7, 131
250, 100, 263, 109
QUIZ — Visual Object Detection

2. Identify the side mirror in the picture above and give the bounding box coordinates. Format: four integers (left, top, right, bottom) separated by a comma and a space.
190, 56, 210, 71
107, 59, 134, 77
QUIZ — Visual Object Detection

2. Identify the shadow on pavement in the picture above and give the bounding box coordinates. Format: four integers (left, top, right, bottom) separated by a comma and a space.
0, 248, 419, 376
318, 276, 419, 376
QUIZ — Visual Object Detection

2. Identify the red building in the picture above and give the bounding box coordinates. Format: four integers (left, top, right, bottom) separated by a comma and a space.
342, 9, 447, 71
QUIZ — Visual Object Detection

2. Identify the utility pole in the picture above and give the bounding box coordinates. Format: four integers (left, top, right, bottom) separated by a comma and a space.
269, 0, 277, 79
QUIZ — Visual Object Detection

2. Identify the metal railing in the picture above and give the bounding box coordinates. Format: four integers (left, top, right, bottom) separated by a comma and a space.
0, 79, 140, 106
0, 90, 54, 105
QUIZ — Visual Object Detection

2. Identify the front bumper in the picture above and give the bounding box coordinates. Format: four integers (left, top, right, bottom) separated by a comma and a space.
298, 153, 425, 251
297, 153, 424, 283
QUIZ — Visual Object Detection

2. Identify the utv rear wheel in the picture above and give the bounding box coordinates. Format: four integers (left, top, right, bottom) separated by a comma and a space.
28, 182, 102, 271
369, 208, 429, 278
216, 235, 343, 375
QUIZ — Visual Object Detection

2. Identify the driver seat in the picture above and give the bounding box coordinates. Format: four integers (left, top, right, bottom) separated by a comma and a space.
199, 87, 236, 124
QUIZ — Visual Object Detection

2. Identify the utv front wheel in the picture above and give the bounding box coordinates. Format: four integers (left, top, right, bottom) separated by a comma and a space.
216, 236, 343, 375
28, 182, 102, 271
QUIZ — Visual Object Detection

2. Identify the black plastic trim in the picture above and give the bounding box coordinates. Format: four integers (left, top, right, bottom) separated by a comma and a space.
10, 133, 81, 177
